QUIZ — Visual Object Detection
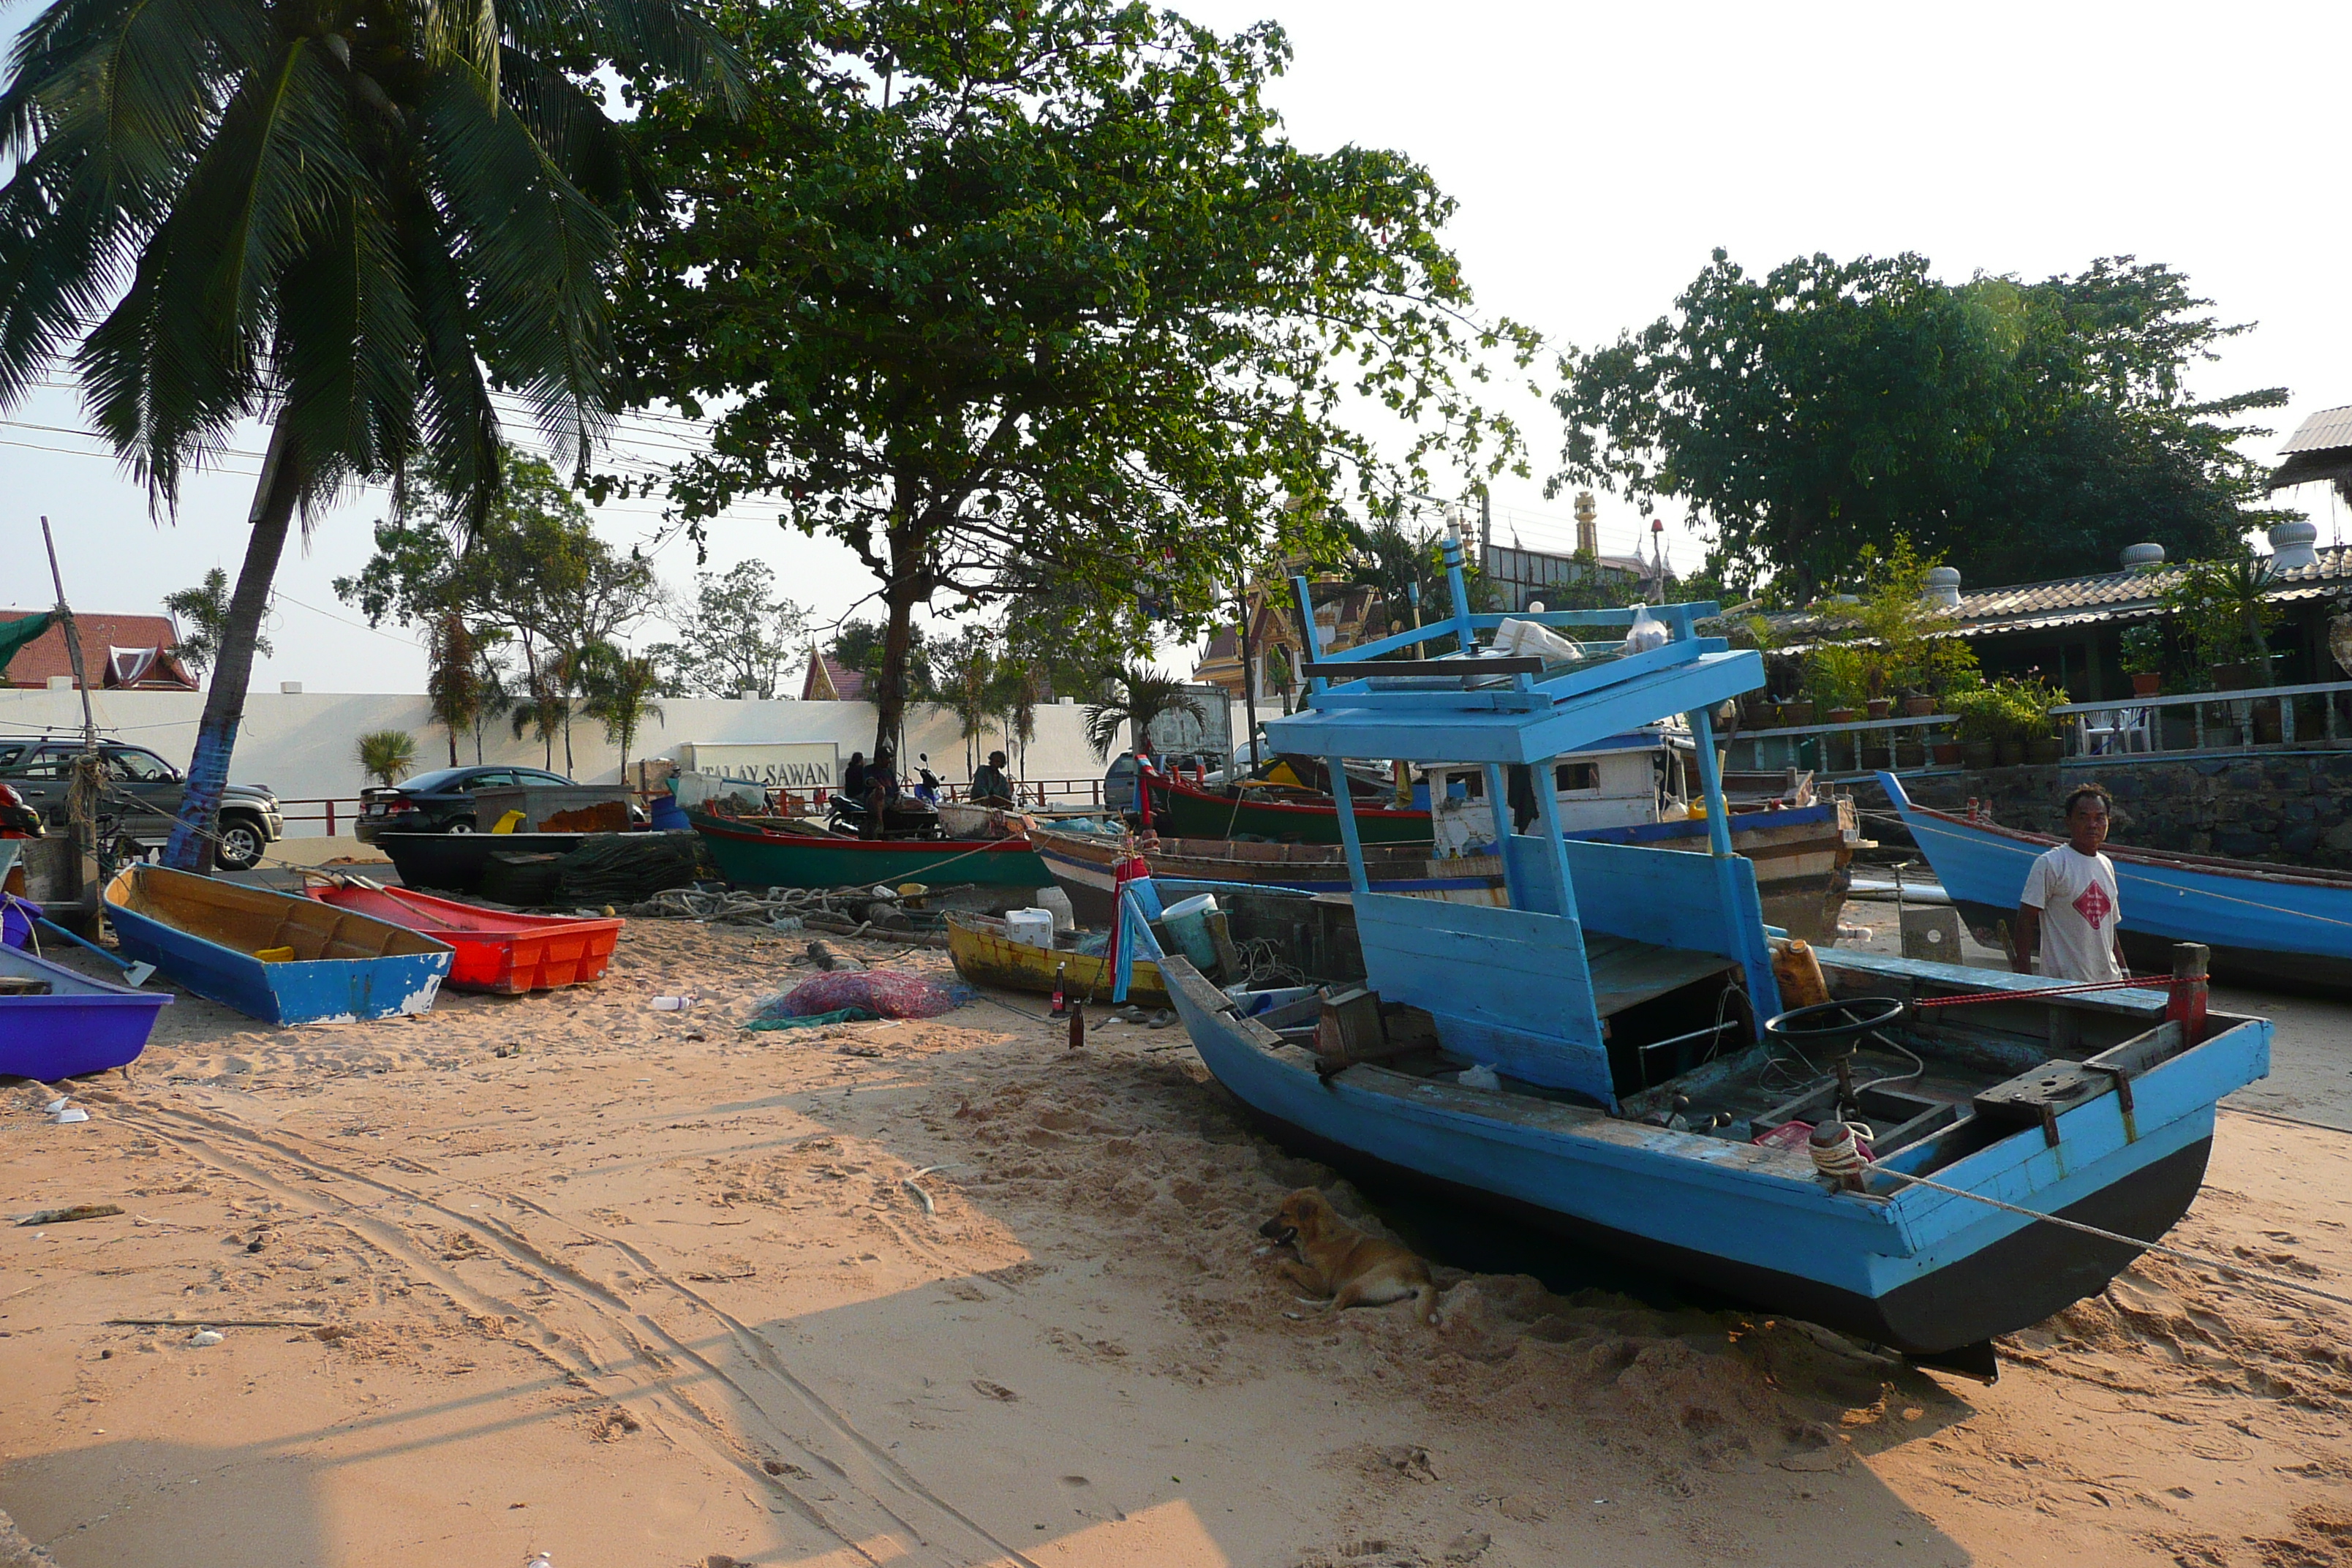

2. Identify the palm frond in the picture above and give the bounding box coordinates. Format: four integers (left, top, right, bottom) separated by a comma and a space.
420, 55, 615, 474
77, 35, 358, 507
497, 0, 747, 112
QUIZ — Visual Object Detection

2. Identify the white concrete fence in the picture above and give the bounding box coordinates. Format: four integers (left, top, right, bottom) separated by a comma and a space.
0, 687, 1158, 835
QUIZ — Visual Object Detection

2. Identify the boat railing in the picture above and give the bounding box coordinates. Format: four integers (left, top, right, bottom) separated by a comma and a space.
1727, 677, 2352, 778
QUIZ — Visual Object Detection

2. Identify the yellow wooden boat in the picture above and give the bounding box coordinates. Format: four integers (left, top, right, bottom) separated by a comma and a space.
946, 913, 1171, 1009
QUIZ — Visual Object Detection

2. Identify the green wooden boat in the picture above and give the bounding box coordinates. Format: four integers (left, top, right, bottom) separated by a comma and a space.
1145, 771, 1433, 846
687, 809, 1051, 889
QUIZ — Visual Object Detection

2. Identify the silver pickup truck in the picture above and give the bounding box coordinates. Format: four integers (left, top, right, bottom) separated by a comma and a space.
0, 736, 286, 870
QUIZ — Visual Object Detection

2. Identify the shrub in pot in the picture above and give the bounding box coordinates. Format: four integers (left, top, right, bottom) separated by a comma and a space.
1780, 699, 1815, 726
1962, 740, 1997, 769
1901, 693, 1936, 717
2119, 623, 2164, 698
2024, 736, 2065, 764
1826, 706, 1860, 725
1866, 697, 1892, 720
1931, 741, 1965, 766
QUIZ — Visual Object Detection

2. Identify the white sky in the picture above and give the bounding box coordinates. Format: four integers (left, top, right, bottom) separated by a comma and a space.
5, 0, 2348, 692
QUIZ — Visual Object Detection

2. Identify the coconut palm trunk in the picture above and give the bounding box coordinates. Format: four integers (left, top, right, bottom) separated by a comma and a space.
165, 420, 304, 872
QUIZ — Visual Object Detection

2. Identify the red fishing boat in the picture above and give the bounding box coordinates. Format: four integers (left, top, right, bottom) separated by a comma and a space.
305, 883, 622, 994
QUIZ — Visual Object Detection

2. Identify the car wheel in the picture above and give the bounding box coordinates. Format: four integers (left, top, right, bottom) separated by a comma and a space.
215, 818, 265, 871
445, 820, 475, 834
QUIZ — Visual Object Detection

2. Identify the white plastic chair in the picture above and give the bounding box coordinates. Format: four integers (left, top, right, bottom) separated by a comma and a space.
2076, 705, 2152, 755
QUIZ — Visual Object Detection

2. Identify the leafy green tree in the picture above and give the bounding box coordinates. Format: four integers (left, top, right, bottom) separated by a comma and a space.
162, 568, 271, 680
931, 623, 1002, 776
0, 0, 742, 870
612, 0, 1531, 760
354, 728, 418, 787
339, 455, 661, 771
1083, 664, 1206, 761
423, 609, 486, 766
1553, 252, 2293, 598
646, 560, 810, 697
578, 642, 667, 781
829, 619, 936, 704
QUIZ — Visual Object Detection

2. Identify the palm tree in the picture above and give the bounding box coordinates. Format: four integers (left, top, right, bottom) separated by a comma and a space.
1084, 663, 1206, 761
354, 728, 417, 786
0, 0, 742, 870
578, 641, 664, 785
425, 608, 483, 767
162, 568, 271, 680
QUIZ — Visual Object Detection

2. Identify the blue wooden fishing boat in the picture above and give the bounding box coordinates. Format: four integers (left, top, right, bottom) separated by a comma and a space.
0, 941, 173, 1078
105, 865, 452, 1025
1880, 770, 2352, 993
1156, 535, 2271, 1370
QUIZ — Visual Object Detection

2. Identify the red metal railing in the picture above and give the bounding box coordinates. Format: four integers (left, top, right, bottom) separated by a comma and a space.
272, 796, 367, 836
275, 775, 1119, 835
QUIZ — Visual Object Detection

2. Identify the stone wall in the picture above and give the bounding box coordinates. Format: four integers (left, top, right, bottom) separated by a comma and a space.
1852, 748, 2352, 867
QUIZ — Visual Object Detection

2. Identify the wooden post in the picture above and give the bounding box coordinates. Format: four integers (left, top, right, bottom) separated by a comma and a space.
2167, 942, 2209, 1044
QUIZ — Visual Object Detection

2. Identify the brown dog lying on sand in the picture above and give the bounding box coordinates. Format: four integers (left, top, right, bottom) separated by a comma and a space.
1258, 1188, 1439, 1325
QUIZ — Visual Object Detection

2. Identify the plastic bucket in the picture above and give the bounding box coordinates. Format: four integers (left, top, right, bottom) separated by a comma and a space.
1159, 893, 1220, 970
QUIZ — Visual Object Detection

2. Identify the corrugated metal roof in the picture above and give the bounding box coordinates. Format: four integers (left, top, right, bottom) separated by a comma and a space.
2281, 405, 2352, 455
1763, 545, 2352, 641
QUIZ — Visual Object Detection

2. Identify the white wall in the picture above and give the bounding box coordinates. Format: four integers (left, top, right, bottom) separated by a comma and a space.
0, 687, 1123, 830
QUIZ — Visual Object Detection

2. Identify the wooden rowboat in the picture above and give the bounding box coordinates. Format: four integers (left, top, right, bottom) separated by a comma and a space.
1145, 769, 1436, 845
688, 808, 1050, 889
105, 865, 452, 1024
0, 941, 173, 1078
304, 883, 622, 994
946, 913, 1172, 1009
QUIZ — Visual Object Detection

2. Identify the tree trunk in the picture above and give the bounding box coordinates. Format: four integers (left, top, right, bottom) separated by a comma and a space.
165, 418, 303, 872
873, 577, 919, 765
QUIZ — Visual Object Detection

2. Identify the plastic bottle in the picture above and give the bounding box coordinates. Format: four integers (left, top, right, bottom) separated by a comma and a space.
1770, 937, 1831, 1009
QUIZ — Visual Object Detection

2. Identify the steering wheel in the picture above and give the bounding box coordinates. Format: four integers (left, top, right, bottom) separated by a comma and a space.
1762, 995, 1907, 1058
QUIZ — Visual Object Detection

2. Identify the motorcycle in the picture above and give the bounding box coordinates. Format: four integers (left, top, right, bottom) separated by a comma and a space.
826, 788, 946, 840
912, 754, 943, 805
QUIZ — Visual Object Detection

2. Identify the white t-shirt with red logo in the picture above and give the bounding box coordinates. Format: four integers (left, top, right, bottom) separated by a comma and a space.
2020, 844, 2124, 981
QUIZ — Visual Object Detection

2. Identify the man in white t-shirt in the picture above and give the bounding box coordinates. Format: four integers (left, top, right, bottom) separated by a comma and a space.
2013, 783, 2126, 981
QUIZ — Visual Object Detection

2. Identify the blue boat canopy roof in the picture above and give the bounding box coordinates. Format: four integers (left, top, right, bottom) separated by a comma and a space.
1264, 598, 1763, 766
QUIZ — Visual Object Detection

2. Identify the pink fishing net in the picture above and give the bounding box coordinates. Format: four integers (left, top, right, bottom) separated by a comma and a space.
755, 970, 975, 1021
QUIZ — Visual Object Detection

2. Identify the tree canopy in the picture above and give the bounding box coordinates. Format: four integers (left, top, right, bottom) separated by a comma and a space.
1552, 252, 2293, 599
337, 454, 660, 769
610, 0, 1530, 752
647, 561, 811, 698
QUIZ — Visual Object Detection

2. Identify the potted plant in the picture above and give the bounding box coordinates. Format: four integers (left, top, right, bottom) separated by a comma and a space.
1901, 691, 1937, 717
1865, 696, 1892, 721
2005, 674, 2070, 765
2119, 623, 2164, 698
1945, 685, 2005, 769
2166, 554, 2280, 690
1808, 644, 1866, 726
1778, 698, 1814, 727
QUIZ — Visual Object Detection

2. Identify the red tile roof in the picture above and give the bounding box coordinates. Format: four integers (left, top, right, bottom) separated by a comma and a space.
801, 651, 866, 701
0, 611, 198, 690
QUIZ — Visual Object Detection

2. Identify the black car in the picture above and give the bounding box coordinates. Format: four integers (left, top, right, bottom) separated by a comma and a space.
354, 764, 577, 841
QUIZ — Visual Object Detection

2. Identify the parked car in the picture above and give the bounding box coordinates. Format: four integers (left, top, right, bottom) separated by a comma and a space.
353, 764, 629, 840
0, 737, 285, 870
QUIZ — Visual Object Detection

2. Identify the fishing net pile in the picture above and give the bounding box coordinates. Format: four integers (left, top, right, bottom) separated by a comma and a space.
750, 970, 975, 1022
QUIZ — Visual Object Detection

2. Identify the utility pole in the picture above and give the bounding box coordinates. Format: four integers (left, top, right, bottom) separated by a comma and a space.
39, 516, 97, 749
1478, 488, 1491, 568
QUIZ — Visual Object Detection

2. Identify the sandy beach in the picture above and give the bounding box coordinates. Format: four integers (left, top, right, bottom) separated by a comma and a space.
4, 910, 2351, 1568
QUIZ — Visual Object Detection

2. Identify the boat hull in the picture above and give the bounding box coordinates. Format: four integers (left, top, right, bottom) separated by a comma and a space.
374, 831, 587, 893
0, 943, 173, 1078
1162, 957, 2265, 1356
106, 867, 451, 1025
1148, 774, 1436, 845
305, 886, 622, 994
946, 916, 1171, 1009
689, 810, 1049, 889
1880, 771, 2352, 992
1032, 828, 1501, 927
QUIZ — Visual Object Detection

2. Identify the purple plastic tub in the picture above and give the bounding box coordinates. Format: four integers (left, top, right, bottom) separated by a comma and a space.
1, 894, 37, 950
0, 943, 171, 1079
